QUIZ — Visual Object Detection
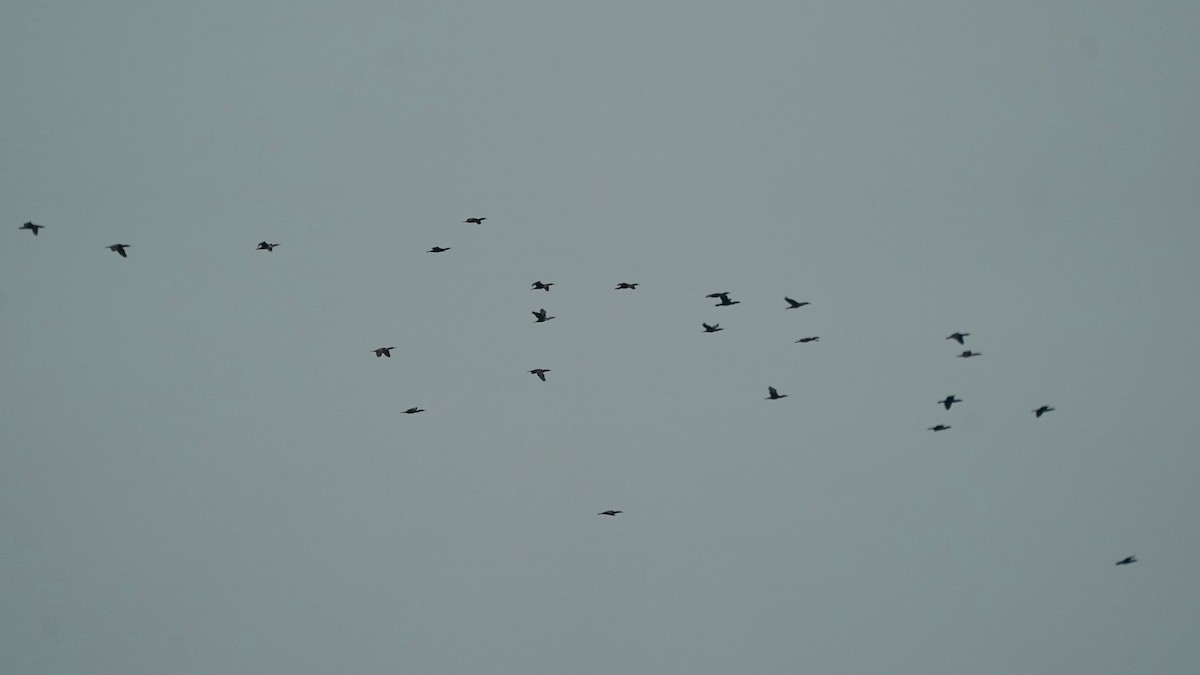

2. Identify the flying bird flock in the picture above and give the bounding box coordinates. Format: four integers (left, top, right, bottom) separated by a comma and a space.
17, 217, 1137, 565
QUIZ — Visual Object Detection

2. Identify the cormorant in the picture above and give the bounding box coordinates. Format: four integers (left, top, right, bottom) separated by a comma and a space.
256, 241, 279, 252
702, 323, 723, 333
374, 347, 396, 358
947, 332, 970, 344
707, 292, 740, 307
530, 368, 550, 381
107, 244, 130, 257
19, 222, 44, 235
766, 386, 787, 400
939, 395, 962, 410
1033, 405, 1055, 418
784, 297, 810, 309
598, 510, 623, 516
532, 308, 555, 323
531, 281, 554, 291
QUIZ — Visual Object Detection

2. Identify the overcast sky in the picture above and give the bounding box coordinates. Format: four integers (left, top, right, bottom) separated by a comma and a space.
3, 2, 1199, 673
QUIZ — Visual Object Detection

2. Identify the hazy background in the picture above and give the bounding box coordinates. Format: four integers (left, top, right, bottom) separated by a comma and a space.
3, 2, 1199, 673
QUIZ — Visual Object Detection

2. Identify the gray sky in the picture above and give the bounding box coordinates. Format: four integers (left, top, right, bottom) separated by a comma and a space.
3, 2, 1199, 673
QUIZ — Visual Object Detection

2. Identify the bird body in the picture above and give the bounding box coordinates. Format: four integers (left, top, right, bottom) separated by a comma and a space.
107, 244, 130, 257
947, 332, 970, 344
784, 297, 810, 309
20, 222, 44, 235
766, 386, 787, 400
939, 395, 962, 410
374, 347, 396, 358
532, 308, 555, 323
256, 241, 279, 252
1033, 405, 1055, 418
530, 368, 550, 381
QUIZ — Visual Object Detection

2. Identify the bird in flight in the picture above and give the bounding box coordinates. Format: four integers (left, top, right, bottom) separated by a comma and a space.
947, 332, 970, 344
1115, 555, 1137, 566
107, 244, 131, 257
531, 281, 554, 291
373, 347, 396, 358
256, 241, 279, 252
19, 222, 44, 235
766, 386, 787, 400
702, 323, 723, 333
784, 297, 810, 309
532, 308, 555, 323
939, 395, 962, 410
615, 282, 639, 290
1033, 405, 1055, 418
428, 246, 451, 253
463, 217, 486, 224
957, 350, 982, 358
707, 292, 740, 307
928, 424, 951, 432
598, 510, 623, 516
403, 407, 425, 414
795, 337, 819, 343
530, 368, 550, 381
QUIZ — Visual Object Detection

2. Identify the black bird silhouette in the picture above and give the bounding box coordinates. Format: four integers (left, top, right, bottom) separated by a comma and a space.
1115, 555, 1137, 566
957, 350, 982, 358
19, 222, 44, 235
256, 241, 279, 252
766, 386, 787, 400
795, 337, 820, 343
531, 281, 554, 291
530, 368, 550, 381
784, 297, 810, 309
373, 347, 396, 358
463, 217, 486, 224
1033, 405, 1055, 418
702, 323, 723, 333
598, 510, 622, 516
107, 244, 130, 257
707, 292, 740, 307
615, 282, 639, 290
428, 246, 451, 253
947, 332, 970, 344
939, 395, 962, 410
928, 424, 951, 432
532, 308, 555, 323
403, 407, 424, 414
